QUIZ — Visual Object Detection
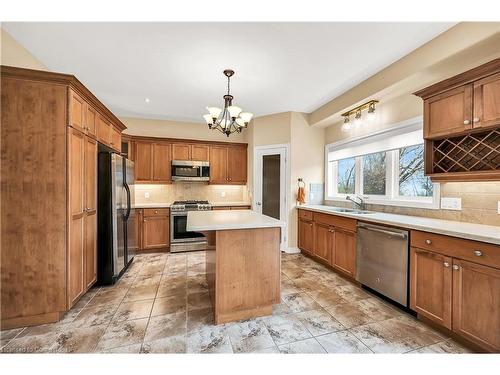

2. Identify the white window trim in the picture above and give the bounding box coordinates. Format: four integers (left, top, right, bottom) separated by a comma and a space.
325, 117, 440, 210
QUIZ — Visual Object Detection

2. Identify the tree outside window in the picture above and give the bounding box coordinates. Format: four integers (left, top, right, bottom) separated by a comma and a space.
337, 157, 355, 194
362, 151, 386, 195
399, 145, 433, 197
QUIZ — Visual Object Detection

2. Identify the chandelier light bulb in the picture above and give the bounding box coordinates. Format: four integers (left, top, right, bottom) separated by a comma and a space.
235, 118, 246, 127
228, 105, 242, 118
342, 122, 351, 131
203, 114, 213, 125
239, 112, 253, 124
206, 106, 222, 119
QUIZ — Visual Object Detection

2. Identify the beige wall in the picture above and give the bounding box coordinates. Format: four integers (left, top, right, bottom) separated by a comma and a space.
1, 28, 47, 70
289, 112, 325, 247
135, 184, 248, 205
121, 116, 246, 143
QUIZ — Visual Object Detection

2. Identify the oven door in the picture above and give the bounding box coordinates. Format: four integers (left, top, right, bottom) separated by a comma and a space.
170, 212, 207, 243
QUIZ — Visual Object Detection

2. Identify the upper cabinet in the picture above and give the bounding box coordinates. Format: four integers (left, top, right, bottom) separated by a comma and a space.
209, 144, 247, 184
423, 84, 473, 139
130, 136, 247, 185
172, 143, 210, 161
69, 88, 124, 153
414, 58, 500, 182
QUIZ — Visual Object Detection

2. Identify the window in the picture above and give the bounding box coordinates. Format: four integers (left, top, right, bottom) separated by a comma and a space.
362, 151, 386, 196
325, 120, 440, 209
337, 157, 355, 194
398, 145, 433, 198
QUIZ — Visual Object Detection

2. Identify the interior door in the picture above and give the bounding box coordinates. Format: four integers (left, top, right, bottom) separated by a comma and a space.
254, 146, 287, 250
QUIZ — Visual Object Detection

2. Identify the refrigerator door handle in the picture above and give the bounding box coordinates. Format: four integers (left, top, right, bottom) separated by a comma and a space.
124, 182, 131, 220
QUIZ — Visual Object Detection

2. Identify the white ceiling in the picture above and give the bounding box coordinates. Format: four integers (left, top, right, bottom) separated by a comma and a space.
3, 22, 455, 123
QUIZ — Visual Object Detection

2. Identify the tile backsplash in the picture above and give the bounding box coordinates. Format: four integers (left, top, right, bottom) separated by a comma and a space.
134, 183, 249, 205
325, 181, 500, 226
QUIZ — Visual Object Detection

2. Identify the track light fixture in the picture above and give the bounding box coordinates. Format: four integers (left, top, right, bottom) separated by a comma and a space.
341, 100, 379, 131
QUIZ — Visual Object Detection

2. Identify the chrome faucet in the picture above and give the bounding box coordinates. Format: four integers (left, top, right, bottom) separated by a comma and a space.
346, 195, 365, 210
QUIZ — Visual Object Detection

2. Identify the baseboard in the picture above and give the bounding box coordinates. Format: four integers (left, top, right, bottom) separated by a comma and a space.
284, 247, 301, 254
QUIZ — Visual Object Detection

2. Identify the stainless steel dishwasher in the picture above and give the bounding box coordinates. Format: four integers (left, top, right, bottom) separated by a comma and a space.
356, 223, 409, 306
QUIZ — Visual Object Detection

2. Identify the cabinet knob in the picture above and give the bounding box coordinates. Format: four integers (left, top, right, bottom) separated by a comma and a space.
425, 239, 432, 245
463, 120, 470, 125
443, 262, 450, 268
473, 117, 480, 123
452, 265, 459, 270
473, 250, 483, 257
155, 210, 158, 214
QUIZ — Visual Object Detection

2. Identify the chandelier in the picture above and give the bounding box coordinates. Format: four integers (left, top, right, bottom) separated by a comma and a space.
203, 69, 253, 137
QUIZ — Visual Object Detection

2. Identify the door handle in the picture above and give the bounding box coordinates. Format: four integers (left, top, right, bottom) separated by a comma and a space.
358, 225, 407, 239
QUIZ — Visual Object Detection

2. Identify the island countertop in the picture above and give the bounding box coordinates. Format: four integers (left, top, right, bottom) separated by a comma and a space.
187, 210, 284, 232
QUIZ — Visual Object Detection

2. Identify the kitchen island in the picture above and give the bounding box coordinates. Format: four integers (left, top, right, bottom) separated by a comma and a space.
187, 210, 283, 324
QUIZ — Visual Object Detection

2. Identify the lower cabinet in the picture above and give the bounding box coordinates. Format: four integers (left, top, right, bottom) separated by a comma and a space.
298, 218, 314, 254
410, 245, 500, 352
298, 209, 357, 279
84, 212, 97, 290
313, 223, 332, 264
137, 208, 170, 251
332, 228, 356, 278
410, 247, 452, 329
452, 259, 499, 351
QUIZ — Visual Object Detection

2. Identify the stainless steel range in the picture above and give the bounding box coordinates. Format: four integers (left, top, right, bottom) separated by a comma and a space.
170, 200, 212, 253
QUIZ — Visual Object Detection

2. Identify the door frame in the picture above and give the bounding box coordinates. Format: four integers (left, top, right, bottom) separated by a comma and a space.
253, 143, 290, 252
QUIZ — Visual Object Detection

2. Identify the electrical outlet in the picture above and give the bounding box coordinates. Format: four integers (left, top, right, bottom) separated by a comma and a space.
497, 201, 500, 214
144, 192, 150, 199
221, 191, 226, 198
441, 197, 461, 211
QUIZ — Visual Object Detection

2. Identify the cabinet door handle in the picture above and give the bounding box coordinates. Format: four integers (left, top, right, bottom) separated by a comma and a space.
474, 250, 483, 257
463, 120, 470, 125
452, 265, 459, 270
473, 117, 480, 123
143, 219, 147, 222
425, 239, 432, 245
154, 210, 158, 214
443, 262, 450, 268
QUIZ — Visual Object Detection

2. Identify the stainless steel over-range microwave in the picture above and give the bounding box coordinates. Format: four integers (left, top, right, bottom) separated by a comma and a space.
171, 160, 210, 181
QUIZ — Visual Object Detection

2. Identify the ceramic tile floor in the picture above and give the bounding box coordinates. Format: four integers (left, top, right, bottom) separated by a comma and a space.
1, 252, 472, 354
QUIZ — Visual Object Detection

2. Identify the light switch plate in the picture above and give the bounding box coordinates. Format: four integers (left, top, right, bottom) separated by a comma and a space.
144, 192, 150, 199
497, 201, 500, 214
441, 197, 462, 211
221, 191, 226, 198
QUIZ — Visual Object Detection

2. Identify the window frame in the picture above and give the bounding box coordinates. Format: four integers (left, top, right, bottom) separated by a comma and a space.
325, 120, 440, 210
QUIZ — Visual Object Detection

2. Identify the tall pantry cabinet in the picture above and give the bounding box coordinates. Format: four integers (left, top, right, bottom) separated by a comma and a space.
0, 66, 126, 329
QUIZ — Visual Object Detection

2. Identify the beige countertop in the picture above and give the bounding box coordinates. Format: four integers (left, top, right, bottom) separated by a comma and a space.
298, 204, 500, 245
134, 201, 251, 209
187, 210, 283, 232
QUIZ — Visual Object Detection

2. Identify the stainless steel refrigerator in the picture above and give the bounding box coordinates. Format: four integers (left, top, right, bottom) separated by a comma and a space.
97, 148, 136, 285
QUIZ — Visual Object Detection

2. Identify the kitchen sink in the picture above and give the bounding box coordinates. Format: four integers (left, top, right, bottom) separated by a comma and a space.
326, 207, 374, 215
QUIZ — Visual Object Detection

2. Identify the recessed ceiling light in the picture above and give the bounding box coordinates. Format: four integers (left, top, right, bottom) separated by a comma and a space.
145, 98, 150, 103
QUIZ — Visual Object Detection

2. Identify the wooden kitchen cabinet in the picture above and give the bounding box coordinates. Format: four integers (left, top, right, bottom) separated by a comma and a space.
473, 72, 500, 129
1, 66, 126, 329
191, 144, 209, 161
110, 126, 121, 152
414, 58, 500, 182
172, 143, 210, 161
313, 223, 332, 264
152, 143, 171, 182
209, 144, 247, 184
410, 247, 452, 329
452, 259, 500, 352
172, 143, 191, 160
209, 146, 228, 184
135, 142, 153, 181
227, 146, 247, 184
85, 104, 97, 138
68, 128, 86, 307
298, 218, 314, 255
423, 84, 473, 139
332, 228, 356, 277
69, 89, 86, 133
97, 114, 111, 146
410, 229, 500, 352
141, 208, 170, 250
